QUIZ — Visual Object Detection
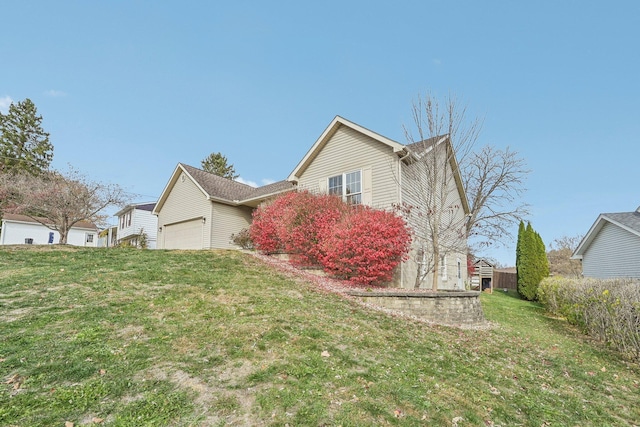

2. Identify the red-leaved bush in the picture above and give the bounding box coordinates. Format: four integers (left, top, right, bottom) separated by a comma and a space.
320, 207, 412, 285
249, 191, 347, 264
283, 193, 348, 266
249, 191, 297, 253
250, 191, 412, 285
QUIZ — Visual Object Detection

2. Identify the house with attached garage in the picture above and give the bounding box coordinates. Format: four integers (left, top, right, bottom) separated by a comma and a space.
572, 206, 640, 279
153, 165, 295, 250
153, 115, 470, 289
0, 213, 98, 246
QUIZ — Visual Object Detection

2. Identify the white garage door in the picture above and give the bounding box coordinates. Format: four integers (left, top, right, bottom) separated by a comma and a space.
163, 219, 203, 249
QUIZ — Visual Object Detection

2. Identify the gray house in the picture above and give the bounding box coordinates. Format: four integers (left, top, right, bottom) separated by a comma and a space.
572, 206, 640, 279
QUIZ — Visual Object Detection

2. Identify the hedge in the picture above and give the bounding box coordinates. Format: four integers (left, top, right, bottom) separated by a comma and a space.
538, 276, 640, 360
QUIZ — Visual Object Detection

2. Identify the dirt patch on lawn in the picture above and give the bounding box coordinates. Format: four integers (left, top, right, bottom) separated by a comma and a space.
135, 361, 264, 426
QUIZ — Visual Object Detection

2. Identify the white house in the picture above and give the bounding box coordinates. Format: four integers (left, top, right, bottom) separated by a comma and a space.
0, 214, 98, 247
114, 202, 158, 249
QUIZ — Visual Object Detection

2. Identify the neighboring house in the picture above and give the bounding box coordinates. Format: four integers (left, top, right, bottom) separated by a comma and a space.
114, 203, 159, 249
0, 214, 98, 247
97, 225, 118, 248
572, 206, 640, 279
153, 115, 470, 289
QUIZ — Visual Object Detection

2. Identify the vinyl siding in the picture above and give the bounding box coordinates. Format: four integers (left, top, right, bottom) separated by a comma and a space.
210, 203, 253, 249
157, 171, 211, 249
132, 210, 158, 249
118, 209, 158, 249
400, 153, 468, 290
296, 125, 401, 209
0, 221, 97, 247
582, 222, 640, 279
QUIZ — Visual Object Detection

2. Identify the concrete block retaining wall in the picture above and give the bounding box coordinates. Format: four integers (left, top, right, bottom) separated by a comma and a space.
347, 290, 486, 326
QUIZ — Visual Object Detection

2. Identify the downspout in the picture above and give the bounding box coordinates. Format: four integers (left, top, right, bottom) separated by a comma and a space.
398, 149, 412, 288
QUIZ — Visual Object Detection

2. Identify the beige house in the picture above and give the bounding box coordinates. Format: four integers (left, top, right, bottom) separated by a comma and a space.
153, 116, 470, 289
153, 164, 294, 250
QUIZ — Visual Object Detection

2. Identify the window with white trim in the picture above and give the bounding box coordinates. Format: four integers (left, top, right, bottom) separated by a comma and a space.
328, 170, 362, 204
328, 175, 342, 196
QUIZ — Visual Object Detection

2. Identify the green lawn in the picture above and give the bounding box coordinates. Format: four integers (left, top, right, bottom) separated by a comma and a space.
1, 246, 638, 426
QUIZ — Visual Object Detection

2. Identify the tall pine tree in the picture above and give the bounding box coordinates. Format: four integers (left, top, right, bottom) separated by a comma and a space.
0, 98, 53, 175
200, 152, 239, 179
516, 220, 525, 286
517, 221, 548, 300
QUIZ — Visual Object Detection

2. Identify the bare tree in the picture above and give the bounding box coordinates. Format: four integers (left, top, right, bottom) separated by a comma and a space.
547, 234, 583, 278
401, 94, 479, 290
401, 93, 530, 289
0, 168, 129, 244
463, 145, 530, 249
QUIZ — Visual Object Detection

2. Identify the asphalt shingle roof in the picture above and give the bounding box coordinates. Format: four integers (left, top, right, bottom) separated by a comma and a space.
405, 135, 444, 154
1, 213, 97, 230
603, 209, 640, 234
180, 164, 295, 203
135, 203, 156, 212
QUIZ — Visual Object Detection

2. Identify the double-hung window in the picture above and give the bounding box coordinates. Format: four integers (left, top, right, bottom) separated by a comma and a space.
328, 175, 343, 196
440, 255, 448, 281
328, 170, 362, 204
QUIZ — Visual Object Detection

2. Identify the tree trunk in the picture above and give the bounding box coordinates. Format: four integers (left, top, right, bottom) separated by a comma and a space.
59, 221, 69, 244
432, 254, 439, 291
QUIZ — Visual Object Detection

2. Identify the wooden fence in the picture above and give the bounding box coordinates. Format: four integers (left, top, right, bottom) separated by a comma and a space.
493, 270, 517, 290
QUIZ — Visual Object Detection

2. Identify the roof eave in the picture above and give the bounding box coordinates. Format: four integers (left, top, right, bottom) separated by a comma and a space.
572, 214, 606, 257
237, 186, 297, 208
206, 195, 240, 206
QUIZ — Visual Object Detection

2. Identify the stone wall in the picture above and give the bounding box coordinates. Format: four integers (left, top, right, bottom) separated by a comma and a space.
347, 290, 486, 327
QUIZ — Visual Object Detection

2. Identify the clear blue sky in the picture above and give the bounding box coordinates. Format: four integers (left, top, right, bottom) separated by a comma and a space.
2, 1, 639, 266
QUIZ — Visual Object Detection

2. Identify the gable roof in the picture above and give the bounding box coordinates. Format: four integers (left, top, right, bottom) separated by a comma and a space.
288, 115, 408, 181
473, 258, 494, 268
572, 206, 640, 258
406, 135, 470, 215
1, 213, 98, 230
180, 164, 258, 202
114, 202, 157, 217
153, 163, 295, 214
154, 116, 470, 215
286, 116, 470, 215
405, 135, 445, 153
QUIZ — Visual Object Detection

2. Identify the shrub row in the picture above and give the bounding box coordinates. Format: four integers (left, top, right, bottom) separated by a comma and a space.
249, 191, 412, 285
538, 276, 640, 360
